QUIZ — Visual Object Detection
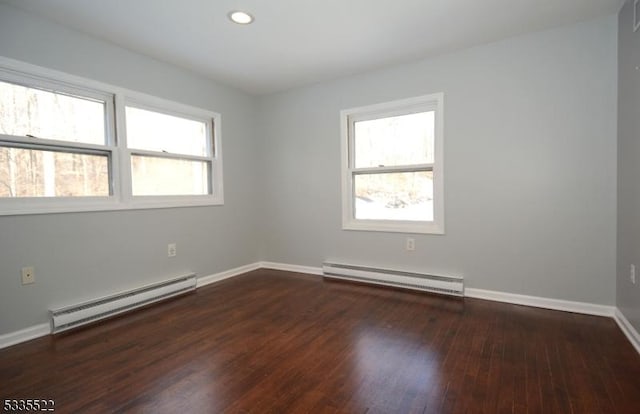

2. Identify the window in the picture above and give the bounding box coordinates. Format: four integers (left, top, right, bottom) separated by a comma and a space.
0, 57, 223, 215
341, 93, 444, 234
0, 74, 115, 205
125, 104, 215, 197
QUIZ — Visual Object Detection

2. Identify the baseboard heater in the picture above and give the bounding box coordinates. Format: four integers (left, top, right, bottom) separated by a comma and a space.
322, 263, 463, 297
50, 274, 197, 333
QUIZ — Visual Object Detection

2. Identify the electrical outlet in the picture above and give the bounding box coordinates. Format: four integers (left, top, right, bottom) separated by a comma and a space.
168, 243, 177, 257
631, 264, 636, 285
21, 266, 35, 285
406, 238, 415, 251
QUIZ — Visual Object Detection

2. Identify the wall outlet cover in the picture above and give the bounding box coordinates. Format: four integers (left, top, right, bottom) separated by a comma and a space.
168, 243, 177, 257
406, 238, 415, 251
21, 266, 35, 285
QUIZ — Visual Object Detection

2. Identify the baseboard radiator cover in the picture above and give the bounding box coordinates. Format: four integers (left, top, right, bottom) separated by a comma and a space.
50, 274, 197, 333
322, 263, 463, 297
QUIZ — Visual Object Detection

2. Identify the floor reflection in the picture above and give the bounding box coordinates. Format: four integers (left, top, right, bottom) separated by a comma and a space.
351, 324, 442, 411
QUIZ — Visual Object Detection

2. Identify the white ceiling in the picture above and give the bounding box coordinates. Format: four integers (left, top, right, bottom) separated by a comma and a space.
2, 0, 623, 95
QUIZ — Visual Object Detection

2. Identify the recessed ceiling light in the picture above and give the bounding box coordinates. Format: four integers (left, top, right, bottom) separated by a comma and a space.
228, 11, 254, 25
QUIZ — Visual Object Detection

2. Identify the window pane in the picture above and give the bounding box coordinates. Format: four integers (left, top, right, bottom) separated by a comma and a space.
0, 146, 109, 197
126, 107, 209, 157
0, 80, 106, 145
354, 111, 434, 168
354, 171, 433, 221
131, 155, 209, 196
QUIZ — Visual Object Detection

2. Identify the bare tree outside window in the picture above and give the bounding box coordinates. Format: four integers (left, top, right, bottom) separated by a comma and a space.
352, 112, 435, 222
342, 93, 444, 234
0, 63, 223, 214
0, 80, 109, 198
125, 105, 212, 196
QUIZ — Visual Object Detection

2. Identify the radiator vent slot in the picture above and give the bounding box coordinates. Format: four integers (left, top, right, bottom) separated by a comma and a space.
50, 274, 197, 333
322, 263, 463, 297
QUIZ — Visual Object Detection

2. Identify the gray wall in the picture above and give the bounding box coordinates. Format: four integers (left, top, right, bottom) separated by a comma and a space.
0, 3, 261, 334
257, 16, 618, 305
617, 0, 640, 332
0, 3, 623, 336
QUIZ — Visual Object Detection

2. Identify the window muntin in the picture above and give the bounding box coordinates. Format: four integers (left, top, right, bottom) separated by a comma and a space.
342, 93, 444, 234
0, 58, 223, 215
0, 79, 106, 145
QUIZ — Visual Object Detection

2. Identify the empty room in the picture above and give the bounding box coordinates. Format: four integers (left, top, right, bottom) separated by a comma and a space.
1, 0, 639, 412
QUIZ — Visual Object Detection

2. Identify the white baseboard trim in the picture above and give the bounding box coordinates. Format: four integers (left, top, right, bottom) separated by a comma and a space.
259, 263, 618, 318
257, 263, 616, 318
0, 264, 264, 350
1, 262, 634, 355
614, 308, 640, 355
197, 262, 261, 288
0, 323, 50, 350
465, 288, 615, 317
259, 261, 324, 276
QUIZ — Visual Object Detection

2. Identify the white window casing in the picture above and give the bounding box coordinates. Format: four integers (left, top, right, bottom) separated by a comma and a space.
0, 56, 223, 215
341, 93, 444, 234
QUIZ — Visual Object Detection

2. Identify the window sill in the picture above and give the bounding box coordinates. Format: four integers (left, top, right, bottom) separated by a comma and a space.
0, 196, 224, 216
342, 219, 445, 235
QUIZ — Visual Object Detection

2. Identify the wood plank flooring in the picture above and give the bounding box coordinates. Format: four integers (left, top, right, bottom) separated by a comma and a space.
1, 269, 640, 413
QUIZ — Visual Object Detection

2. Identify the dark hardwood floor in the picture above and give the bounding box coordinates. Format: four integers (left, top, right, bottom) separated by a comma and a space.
1, 269, 640, 413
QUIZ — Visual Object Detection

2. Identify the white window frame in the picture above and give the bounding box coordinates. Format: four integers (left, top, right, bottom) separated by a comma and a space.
340, 93, 444, 234
0, 56, 223, 215
119, 94, 223, 209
